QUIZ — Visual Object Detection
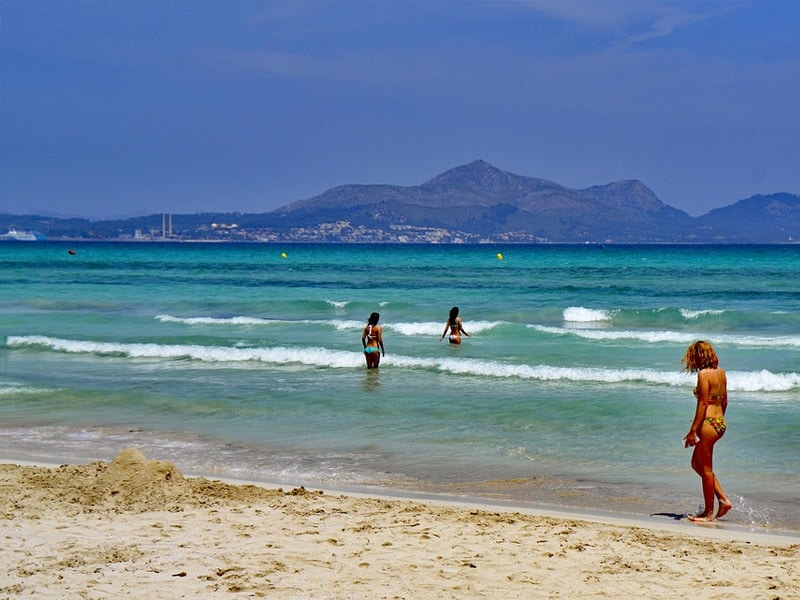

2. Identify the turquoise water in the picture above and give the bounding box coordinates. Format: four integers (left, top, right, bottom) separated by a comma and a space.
1, 242, 799, 531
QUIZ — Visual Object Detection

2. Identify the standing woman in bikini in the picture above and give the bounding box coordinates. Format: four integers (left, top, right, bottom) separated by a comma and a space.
440, 306, 470, 345
681, 340, 732, 522
361, 312, 385, 369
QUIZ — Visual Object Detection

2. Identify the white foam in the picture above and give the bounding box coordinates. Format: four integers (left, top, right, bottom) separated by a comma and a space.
531, 325, 800, 348
463, 320, 503, 335
563, 307, 612, 323
7, 335, 364, 369
532, 325, 694, 344
728, 369, 800, 392
158, 315, 366, 331
8, 335, 800, 392
389, 321, 442, 336
0, 383, 48, 396
329, 319, 366, 331
156, 314, 275, 326
680, 308, 726, 320
389, 320, 503, 336
324, 299, 349, 308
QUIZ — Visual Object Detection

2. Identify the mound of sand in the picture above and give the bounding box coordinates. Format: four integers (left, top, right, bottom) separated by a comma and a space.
0, 448, 310, 517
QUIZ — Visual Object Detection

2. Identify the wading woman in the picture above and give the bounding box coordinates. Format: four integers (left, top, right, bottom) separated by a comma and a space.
361, 312, 385, 369
440, 306, 470, 345
681, 340, 732, 522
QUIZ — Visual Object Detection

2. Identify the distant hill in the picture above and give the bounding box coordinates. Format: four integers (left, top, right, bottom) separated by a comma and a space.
2, 160, 800, 243
268, 160, 800, 242
694, 193, 800, 243
269, 160, 695, 242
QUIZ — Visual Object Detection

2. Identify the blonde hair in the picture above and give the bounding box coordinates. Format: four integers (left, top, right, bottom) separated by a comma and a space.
681, 340, 719, 372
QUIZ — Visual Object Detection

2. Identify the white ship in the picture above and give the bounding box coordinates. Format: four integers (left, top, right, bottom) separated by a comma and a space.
0, 229, 43, 241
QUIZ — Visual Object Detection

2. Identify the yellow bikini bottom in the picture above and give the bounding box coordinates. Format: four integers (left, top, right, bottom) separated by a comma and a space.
704, 416, 727, 436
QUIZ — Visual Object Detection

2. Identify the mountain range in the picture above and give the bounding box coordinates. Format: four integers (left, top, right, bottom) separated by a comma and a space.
2, 160, 800, 243
268, 160, 800, 243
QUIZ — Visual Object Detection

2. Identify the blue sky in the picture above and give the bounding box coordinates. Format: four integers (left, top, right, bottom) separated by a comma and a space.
1, 0, 799, 218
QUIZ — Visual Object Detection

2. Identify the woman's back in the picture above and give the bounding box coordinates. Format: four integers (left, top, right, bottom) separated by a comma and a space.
698, 367, 727, 416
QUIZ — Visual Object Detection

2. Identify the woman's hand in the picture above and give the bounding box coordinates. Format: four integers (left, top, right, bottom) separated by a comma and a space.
684, 432, 699, 448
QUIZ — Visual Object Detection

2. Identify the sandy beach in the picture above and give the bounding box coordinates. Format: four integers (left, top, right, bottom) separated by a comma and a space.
1, 449, 797, 599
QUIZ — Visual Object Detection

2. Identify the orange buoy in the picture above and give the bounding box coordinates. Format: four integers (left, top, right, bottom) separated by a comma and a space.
68, 249, 76, 255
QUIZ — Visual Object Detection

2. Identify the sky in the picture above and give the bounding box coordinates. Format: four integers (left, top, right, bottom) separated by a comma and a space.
1, 0, 799, 219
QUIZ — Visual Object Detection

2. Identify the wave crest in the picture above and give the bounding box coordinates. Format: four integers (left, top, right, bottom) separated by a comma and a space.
8, 335, 799, 392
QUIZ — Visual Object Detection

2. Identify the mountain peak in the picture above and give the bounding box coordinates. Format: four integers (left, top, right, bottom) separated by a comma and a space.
422, 159, 497, 185
421, 160, 562, 195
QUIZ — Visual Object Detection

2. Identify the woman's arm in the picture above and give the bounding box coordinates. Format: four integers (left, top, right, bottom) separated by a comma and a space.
457, 318, 470, 337
684, 372, 710, 446
440, 322, 449, 340
376, 327, 385, 355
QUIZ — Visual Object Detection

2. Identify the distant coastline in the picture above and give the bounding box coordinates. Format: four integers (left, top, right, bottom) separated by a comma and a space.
4, 161, 800, 243
4, 235, 800, 246
4, 213, 800, 245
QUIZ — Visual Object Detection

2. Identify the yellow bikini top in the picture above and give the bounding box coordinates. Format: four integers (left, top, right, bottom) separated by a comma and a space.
693, 387, 725, 401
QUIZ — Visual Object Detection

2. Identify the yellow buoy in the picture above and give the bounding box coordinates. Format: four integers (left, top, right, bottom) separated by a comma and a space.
496, 253, 503, 260
281, 252, 288, 259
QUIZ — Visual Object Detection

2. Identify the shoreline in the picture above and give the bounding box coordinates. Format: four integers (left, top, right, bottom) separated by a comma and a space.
204, 475, 800, 546
2, 424, 797, 535
5, 453, 798, 546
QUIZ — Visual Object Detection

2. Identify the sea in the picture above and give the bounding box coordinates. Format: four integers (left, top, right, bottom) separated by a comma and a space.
1, 242, 799, 533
